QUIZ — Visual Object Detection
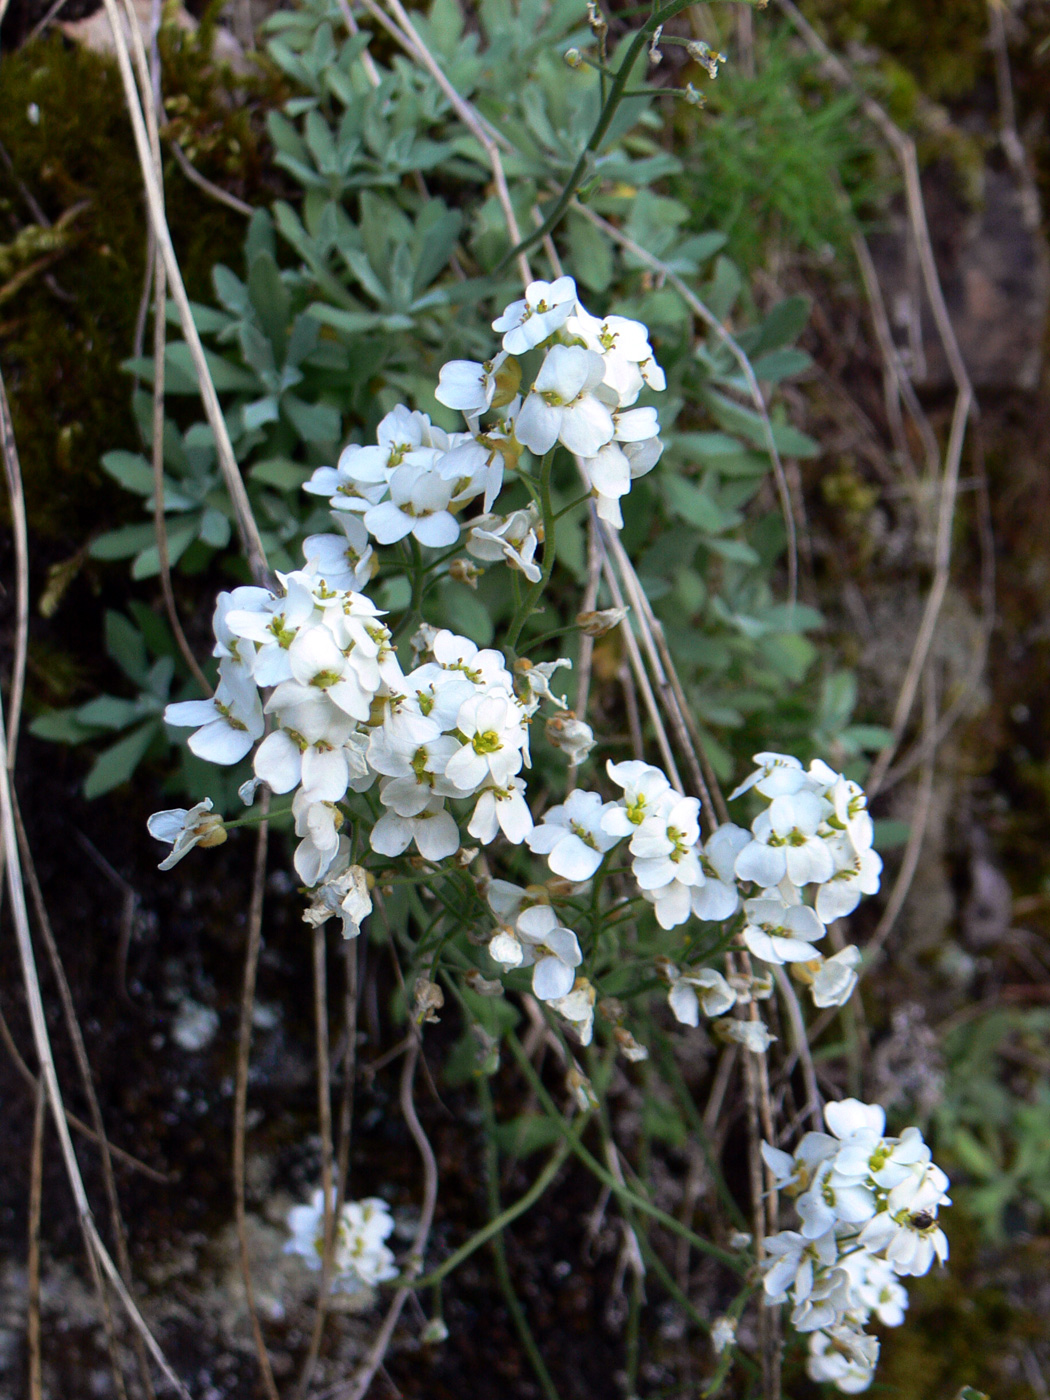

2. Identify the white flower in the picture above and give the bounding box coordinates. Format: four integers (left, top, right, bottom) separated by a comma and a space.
628, 794, 705, 928
285, 1190, 398, 1292
807, 1327, 879, 1393
292, 791, 344, 885
516, 904, 582, 1000
565, 308, 665, 406
729, 751, 810, 802
858, 1163, 950, 1276
796, 1158, 877, 1239
371, 796, 461, 863
147, 799, 227, 870
742, 896, 825, 965
816, 842, 883, 922
363, 459, 459, 548
838, 1251, 909, 1328
721, 1018, 776, 1053
602, 761, 672, 836
762, 1228, 839, 1304
710, 1316, 736, 1356
445, 690, 528, 793
735, 789, 835, 888
212, 585, 272, 670
580, 443, 632, 528
666, 965, 736, 1025
493, 277, 577, 354
549, 976, 596, 1045
303, 513, 374, 592
435, 351, 509, 417
164, 659, 264, 764
692, 823, 749, 920
526, 789, 621, 881
760, 1132, 837, 1194
810, 946, 862, 1008
513, 656, 572, 714
468, 777, 534, 845
467, 507, 543, 582
302, 863, 372, 939
514, 345, 615, 459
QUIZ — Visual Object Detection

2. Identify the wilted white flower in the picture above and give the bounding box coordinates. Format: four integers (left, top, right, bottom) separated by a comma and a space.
545, 713, 596, 764
147, 799, 227, 870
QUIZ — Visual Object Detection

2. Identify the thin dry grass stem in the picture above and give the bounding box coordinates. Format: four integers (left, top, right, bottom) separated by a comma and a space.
603, 1139, 647, 1287
771, 966, 822, 1132
338, 1036, 439, 1400
102, 0, 271, 587
354, 0, 532, 284
597, 547, 682, 787
232, 791, 280, 1400
296, 924, 339, 1400
600, 521, 727, 824
133, 228, 156, 371
12, 796, 155, 1400
168, 140, 255, 218
74, 831, 141, 1007
738, 1031, 774, 1397
0, 691, 187, 1396
988, 0, 1035, 204
566, 511, 602, 792
880, 434, 995, 791
619, 662, 645, 760
702, 1043, 736, 1140
850, 229, 937, 481
334, 0, 382, 87
337, 940, 359, 1200
531, 204, 564, 279
151, 250, 212, 694
572, 202, 800, 609
865, 388, 970, 797
0, 1001, 169, 1180
0, 369, 29, 767
865, 670, 938, 966
27, 1080, 45, 1400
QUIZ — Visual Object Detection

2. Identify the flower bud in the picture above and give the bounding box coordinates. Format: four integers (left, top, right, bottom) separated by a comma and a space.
421, 1319, 449, 1345
564, 46, 582, 68
465, 969, 504, 997
566, 1063, 598, 1111
449, 558, 482, 589
613, 1025, 649, 1062
413, 977, 444, 1025
576, 606, 628, 637
545, 712, 596, 764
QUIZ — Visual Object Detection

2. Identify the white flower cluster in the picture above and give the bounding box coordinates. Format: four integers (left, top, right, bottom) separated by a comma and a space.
301, 276, 665, 556
761, 1099, 950, 1393
513, 752, 880, 1036
285, 1190, 398, 1292
730, 752, 881, 1008
155, 563, 577, 889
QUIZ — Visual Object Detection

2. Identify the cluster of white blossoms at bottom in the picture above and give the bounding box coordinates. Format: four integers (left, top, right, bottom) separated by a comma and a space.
761, 1099, 950, 1392
285, 1190, 398, 1292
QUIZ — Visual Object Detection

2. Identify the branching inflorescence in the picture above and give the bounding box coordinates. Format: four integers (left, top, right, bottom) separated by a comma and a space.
148, 279, 949, 1393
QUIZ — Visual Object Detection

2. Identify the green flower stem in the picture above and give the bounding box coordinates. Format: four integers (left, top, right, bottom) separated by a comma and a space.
505, 448, 557, 654
407, 1132, 573, 1292
497, 0, 702, 269
476, 1075, 565, 1400
507, 1031, 743, 1271
553, 490, 594, 521
223, 802, 293, 829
